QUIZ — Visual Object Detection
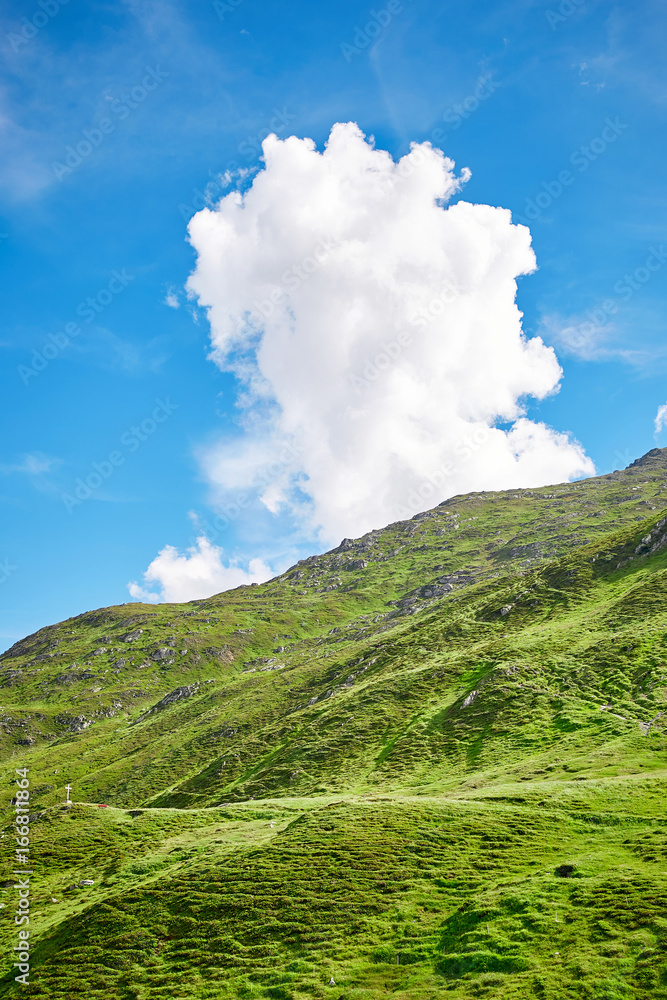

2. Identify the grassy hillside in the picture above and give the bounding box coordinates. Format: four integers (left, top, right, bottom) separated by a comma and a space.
2, 450, 667, 997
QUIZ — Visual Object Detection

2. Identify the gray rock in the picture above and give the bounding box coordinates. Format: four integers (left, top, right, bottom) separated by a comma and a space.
151, 648, 172, 662
120, 629, 143, 642
138, 683, 203, 719
202, 646, 234, 663
55, 714, 92, 733
53, 670, 95, 685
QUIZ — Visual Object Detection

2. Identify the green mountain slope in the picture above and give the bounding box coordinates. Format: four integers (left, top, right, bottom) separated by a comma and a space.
3, 450, 667, 998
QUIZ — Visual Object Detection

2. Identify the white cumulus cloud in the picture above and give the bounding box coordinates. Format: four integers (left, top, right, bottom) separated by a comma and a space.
185, 123, 593, 542
127, 536, 273, 603
185, 123, 593, 541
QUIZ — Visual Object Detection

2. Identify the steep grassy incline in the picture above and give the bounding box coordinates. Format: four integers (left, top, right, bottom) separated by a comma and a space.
1, 448, 666, 792
2, 451, 667, 998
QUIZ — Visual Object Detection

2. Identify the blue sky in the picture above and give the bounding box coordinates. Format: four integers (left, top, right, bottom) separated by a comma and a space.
1, 0, 666, 650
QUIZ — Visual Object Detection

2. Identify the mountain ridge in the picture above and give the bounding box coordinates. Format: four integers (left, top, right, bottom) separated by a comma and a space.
3, 449, 667, 997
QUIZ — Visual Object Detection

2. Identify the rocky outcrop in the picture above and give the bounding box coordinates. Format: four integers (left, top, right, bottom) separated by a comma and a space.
137, 682, 213, 721
53, 670, 96, 685
120, 629, 143, 642
55, 714, 92, 733
151, 648, 174, 663
202, 646, 235, 664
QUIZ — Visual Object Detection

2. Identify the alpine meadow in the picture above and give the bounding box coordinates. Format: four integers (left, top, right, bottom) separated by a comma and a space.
3, 448, 667, 999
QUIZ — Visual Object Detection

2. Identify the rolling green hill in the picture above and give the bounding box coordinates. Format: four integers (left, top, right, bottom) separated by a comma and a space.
3, 449, 667, 998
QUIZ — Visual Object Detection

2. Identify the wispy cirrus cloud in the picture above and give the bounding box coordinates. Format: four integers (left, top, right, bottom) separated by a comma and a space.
1, 452, 61, 477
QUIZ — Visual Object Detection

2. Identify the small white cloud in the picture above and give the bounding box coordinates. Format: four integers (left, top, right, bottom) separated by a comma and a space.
127, 535, 273, 603
165, 288, 180, 309
655, 403, 667, 435
127, 581, 161, 604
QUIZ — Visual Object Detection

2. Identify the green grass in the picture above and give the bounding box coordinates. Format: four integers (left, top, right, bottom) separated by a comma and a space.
2, 449, 667, 996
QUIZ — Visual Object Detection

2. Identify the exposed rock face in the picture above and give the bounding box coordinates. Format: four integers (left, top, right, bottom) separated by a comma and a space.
634, 518, 667, 557
138, 682, 212, 720
120, 630, 143, 642
151, 648, 173, 662
615, 516, 667, 569
626, 448, 663, 469
385, 571, 478, 619
53, 671, 95, 685
55, 714, 92, 733
202, 646, 235, 664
